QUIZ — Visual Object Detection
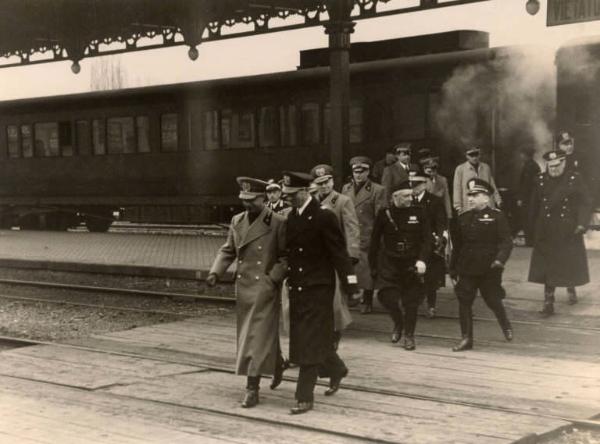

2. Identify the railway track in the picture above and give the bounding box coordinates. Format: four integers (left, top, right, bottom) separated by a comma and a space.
0, 277, 598, 334
0, 330, 598, 440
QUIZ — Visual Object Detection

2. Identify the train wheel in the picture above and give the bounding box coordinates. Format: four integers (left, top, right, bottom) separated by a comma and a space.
85, 216, 112, 232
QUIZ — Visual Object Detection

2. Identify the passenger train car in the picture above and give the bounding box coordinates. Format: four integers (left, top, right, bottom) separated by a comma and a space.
0, 30, 525, 230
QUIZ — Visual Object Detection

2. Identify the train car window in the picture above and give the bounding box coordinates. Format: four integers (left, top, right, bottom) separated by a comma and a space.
204, 111, 219, 150
6, 125, 19, 158
92, 119, 106, 155
323, 102, 364, 144
34, 122, 60, 157
231, 111, 255, 149
220, 109, 232, 148
76, 120, 92, 156
393, 94, 426, 139
300, 102, 320, 145
59, 121, 73, 156
20, 125, 33, 158
161, 113, 178, 152
259, 106, 278, 148
279, 105, 297, 146
136, 116, 150, 153
107, 117, 135, 154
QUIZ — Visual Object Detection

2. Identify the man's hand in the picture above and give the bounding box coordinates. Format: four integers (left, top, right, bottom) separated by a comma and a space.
490, 260, 504, 270
574, 225, 587, 235
415, 260, 426, 275
206, 273, 218, 287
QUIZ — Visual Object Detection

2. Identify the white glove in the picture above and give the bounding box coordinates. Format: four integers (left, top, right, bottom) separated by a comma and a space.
415, 260, 426, 275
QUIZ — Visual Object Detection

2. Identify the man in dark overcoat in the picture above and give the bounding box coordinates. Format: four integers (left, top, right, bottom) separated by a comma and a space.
528, 149, 592, 316
449, 178, 513, 352
369, 180, 431, 351
409, 170, 448, 319
516, 146, 541, 246
281, 171, 358, 415
206, 177, 288, 408
341, 156, 387, 314
381, 143, 417, 203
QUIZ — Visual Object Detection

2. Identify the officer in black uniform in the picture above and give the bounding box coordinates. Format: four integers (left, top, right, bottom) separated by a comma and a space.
369, 180, 431, 351
449, 178, 514, 352
282, 171, 358, 414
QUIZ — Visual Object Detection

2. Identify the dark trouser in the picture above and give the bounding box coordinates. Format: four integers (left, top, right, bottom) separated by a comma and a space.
362, 289, 374, 305
378, 286, 420, 336
426, 289, 437, 308
296, 365, 319, 402
455, 272, 511, 336
318, 347, 348, 379
246, 376, 261, 390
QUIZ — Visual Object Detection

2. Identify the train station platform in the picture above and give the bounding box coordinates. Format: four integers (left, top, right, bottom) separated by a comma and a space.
1, 302, 599, 443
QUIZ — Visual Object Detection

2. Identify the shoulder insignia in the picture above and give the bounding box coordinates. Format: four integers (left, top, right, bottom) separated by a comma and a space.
366, 182, 372, 192
263, 211, 272, 226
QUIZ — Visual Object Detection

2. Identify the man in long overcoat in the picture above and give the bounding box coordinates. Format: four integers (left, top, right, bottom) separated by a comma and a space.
516, 147, 541, 246
206, 177, 287, 408
528, 149, 592, 316
282, 171, 358, 414
410, 170, 448, 318
311, 164, 361, 334
381, 143, 417, 203
341, 156, 387, 314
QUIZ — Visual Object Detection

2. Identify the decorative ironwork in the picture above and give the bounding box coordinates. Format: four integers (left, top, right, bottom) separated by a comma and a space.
0, 0, 491, 71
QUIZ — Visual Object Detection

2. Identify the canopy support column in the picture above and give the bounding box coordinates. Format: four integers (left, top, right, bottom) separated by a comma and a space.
324, 0, 355, 185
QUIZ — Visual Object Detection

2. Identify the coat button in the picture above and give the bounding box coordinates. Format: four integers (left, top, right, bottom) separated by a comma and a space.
238, 260, 243, 264
258, 246, 262, 250
255, 276, 260, 280
237, 274, 242, 279
299, 267, 303, 272
298, 287, 302, 292
257, 261, 262, 265
299, 247, 303, 252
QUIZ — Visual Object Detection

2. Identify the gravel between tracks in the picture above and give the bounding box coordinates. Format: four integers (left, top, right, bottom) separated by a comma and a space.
0, 283, 234, 342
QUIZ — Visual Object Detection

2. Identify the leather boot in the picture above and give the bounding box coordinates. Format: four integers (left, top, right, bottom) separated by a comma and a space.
403, 305, 418, 350
403, 335, 416, 351
270, 355, 290, 390
391, 312, 403, 343
489, 299, 513, 342
540, 287, 555, 317
242, 377, 260, 408
361, 290, 373, 314
567, 287, 578, 305
452, 304, 473, 352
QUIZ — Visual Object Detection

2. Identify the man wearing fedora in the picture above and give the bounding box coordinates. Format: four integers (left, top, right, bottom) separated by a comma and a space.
281, 171, 358, 414
206, 177, 288, 408
449, 178, 513, 352
528, 149, 592, 316
453, 147, 502, 215
342, 156, 387, 314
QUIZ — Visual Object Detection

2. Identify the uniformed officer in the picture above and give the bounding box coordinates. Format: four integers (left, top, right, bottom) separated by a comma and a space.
266, 179, 291, 216
528, 149, 592, 316
409, 169, 448, 319
449, 178, 513, 352
311, 163, 361, 334
341, 156, 387, 314
369, 181, 431, 350
282, 171, 358, 414
206, 177, 288, 407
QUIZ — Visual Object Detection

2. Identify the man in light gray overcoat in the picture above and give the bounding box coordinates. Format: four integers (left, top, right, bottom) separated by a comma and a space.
207, 177, 287, 408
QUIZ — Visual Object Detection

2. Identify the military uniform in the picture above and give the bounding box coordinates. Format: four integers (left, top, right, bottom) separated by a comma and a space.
369, 195, 431, 349
267, 199, 291, 216
528, 155, 592, 313
449, 178, 513, 351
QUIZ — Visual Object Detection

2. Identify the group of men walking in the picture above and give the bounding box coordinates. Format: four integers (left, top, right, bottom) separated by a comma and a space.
206, 135, 593, 415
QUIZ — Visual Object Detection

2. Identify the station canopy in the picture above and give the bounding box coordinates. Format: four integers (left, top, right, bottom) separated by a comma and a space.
0, 0, 490, 71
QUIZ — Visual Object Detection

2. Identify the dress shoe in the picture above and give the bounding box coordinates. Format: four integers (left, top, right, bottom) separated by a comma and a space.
426, 306, 436, 319
403, 335, 416, 351
290, 401, 313, 415
503, 328, 513, 342
241, 389, 259, 408
539, 302, 554, 317
567, 290, 578, 305
391, 324, 402, 343
452, 336, 473, 352
360, 302, 373, 314
324, 368, 348, 396
270, 358, 290, 390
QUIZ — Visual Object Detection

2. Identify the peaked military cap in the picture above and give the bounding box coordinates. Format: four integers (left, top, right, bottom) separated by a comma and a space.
417, 147, 431, 158
311, 164, 334, 184
542, 149, 567, 165
281, 171, 313, 193
393, 142, 412, 154
265, 179, 281, 191
466, 178, 492, 195
408, 167, 427, 184
420, 156, 440, 169
557, 130, 574, 145
236, 177, 269, 200
391, 180, 413, 194
349, 156, 372, 172
466, 147, 481, 156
